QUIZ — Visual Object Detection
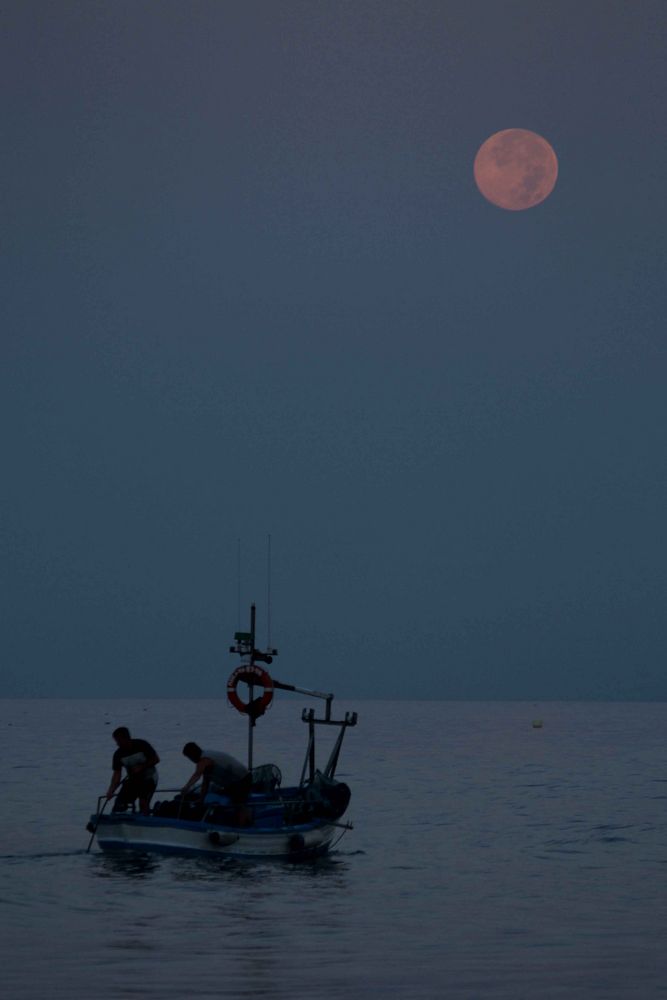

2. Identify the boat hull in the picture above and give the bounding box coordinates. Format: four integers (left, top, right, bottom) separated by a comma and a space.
91, 813, 338, 859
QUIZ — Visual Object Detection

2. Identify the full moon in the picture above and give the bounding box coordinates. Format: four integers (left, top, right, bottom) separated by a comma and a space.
473, 129, 558, 211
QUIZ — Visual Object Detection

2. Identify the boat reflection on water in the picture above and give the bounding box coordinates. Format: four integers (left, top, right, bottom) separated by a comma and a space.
93, 850, 162, 880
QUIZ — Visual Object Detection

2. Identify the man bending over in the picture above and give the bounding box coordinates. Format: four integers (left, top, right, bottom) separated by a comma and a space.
181, 742, 251, 803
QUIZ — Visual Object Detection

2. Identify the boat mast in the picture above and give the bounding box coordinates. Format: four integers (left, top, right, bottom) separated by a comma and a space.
247, 603, 256, 769
229, 603, 277, 770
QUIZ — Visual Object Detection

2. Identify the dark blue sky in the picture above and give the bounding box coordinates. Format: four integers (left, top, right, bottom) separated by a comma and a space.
3, 1, 666, 698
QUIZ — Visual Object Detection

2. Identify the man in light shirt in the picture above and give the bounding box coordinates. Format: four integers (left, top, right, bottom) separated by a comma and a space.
181, 742, 251, 803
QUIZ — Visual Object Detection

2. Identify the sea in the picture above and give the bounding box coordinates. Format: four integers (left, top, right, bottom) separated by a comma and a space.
2, 698, 667, 999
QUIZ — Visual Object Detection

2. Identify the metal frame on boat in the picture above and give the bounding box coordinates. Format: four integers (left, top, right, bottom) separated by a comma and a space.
87, 605, 357, 860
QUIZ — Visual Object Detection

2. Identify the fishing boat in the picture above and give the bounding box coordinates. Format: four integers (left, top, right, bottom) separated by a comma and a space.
86, 605, 357, 860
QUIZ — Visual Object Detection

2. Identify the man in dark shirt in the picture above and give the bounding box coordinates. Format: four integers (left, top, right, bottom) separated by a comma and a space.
106, 726, 160, 815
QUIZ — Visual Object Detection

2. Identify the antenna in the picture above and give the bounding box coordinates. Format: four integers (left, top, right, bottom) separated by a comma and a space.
267, 533, 272, 648
237, 538, 241, 632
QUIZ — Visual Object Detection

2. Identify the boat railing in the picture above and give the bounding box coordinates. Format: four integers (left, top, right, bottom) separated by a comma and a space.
93, 786, 311, 812
93, 784, 347, 823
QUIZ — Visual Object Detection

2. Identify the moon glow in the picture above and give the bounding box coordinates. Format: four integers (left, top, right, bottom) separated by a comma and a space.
474, 129, 558, 211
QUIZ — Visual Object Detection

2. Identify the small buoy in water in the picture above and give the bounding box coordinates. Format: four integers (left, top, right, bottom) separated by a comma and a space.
532, 720, 543, 729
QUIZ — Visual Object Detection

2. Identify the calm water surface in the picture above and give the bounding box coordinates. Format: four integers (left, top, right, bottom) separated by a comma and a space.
1, 699, 667, 998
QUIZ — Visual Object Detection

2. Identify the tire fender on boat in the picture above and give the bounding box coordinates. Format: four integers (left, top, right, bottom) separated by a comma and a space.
208, 831, 239, 847
227, 664, 274, 716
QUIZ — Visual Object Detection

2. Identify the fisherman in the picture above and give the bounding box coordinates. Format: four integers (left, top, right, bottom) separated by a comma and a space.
106, 727, 160, 815
181, 743, 251, 803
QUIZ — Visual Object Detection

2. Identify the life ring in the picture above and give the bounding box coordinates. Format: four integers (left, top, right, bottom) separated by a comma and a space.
227, 664, 274, 716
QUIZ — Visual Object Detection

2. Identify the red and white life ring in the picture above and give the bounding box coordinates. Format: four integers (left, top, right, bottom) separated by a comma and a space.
227, 664, 274, 715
